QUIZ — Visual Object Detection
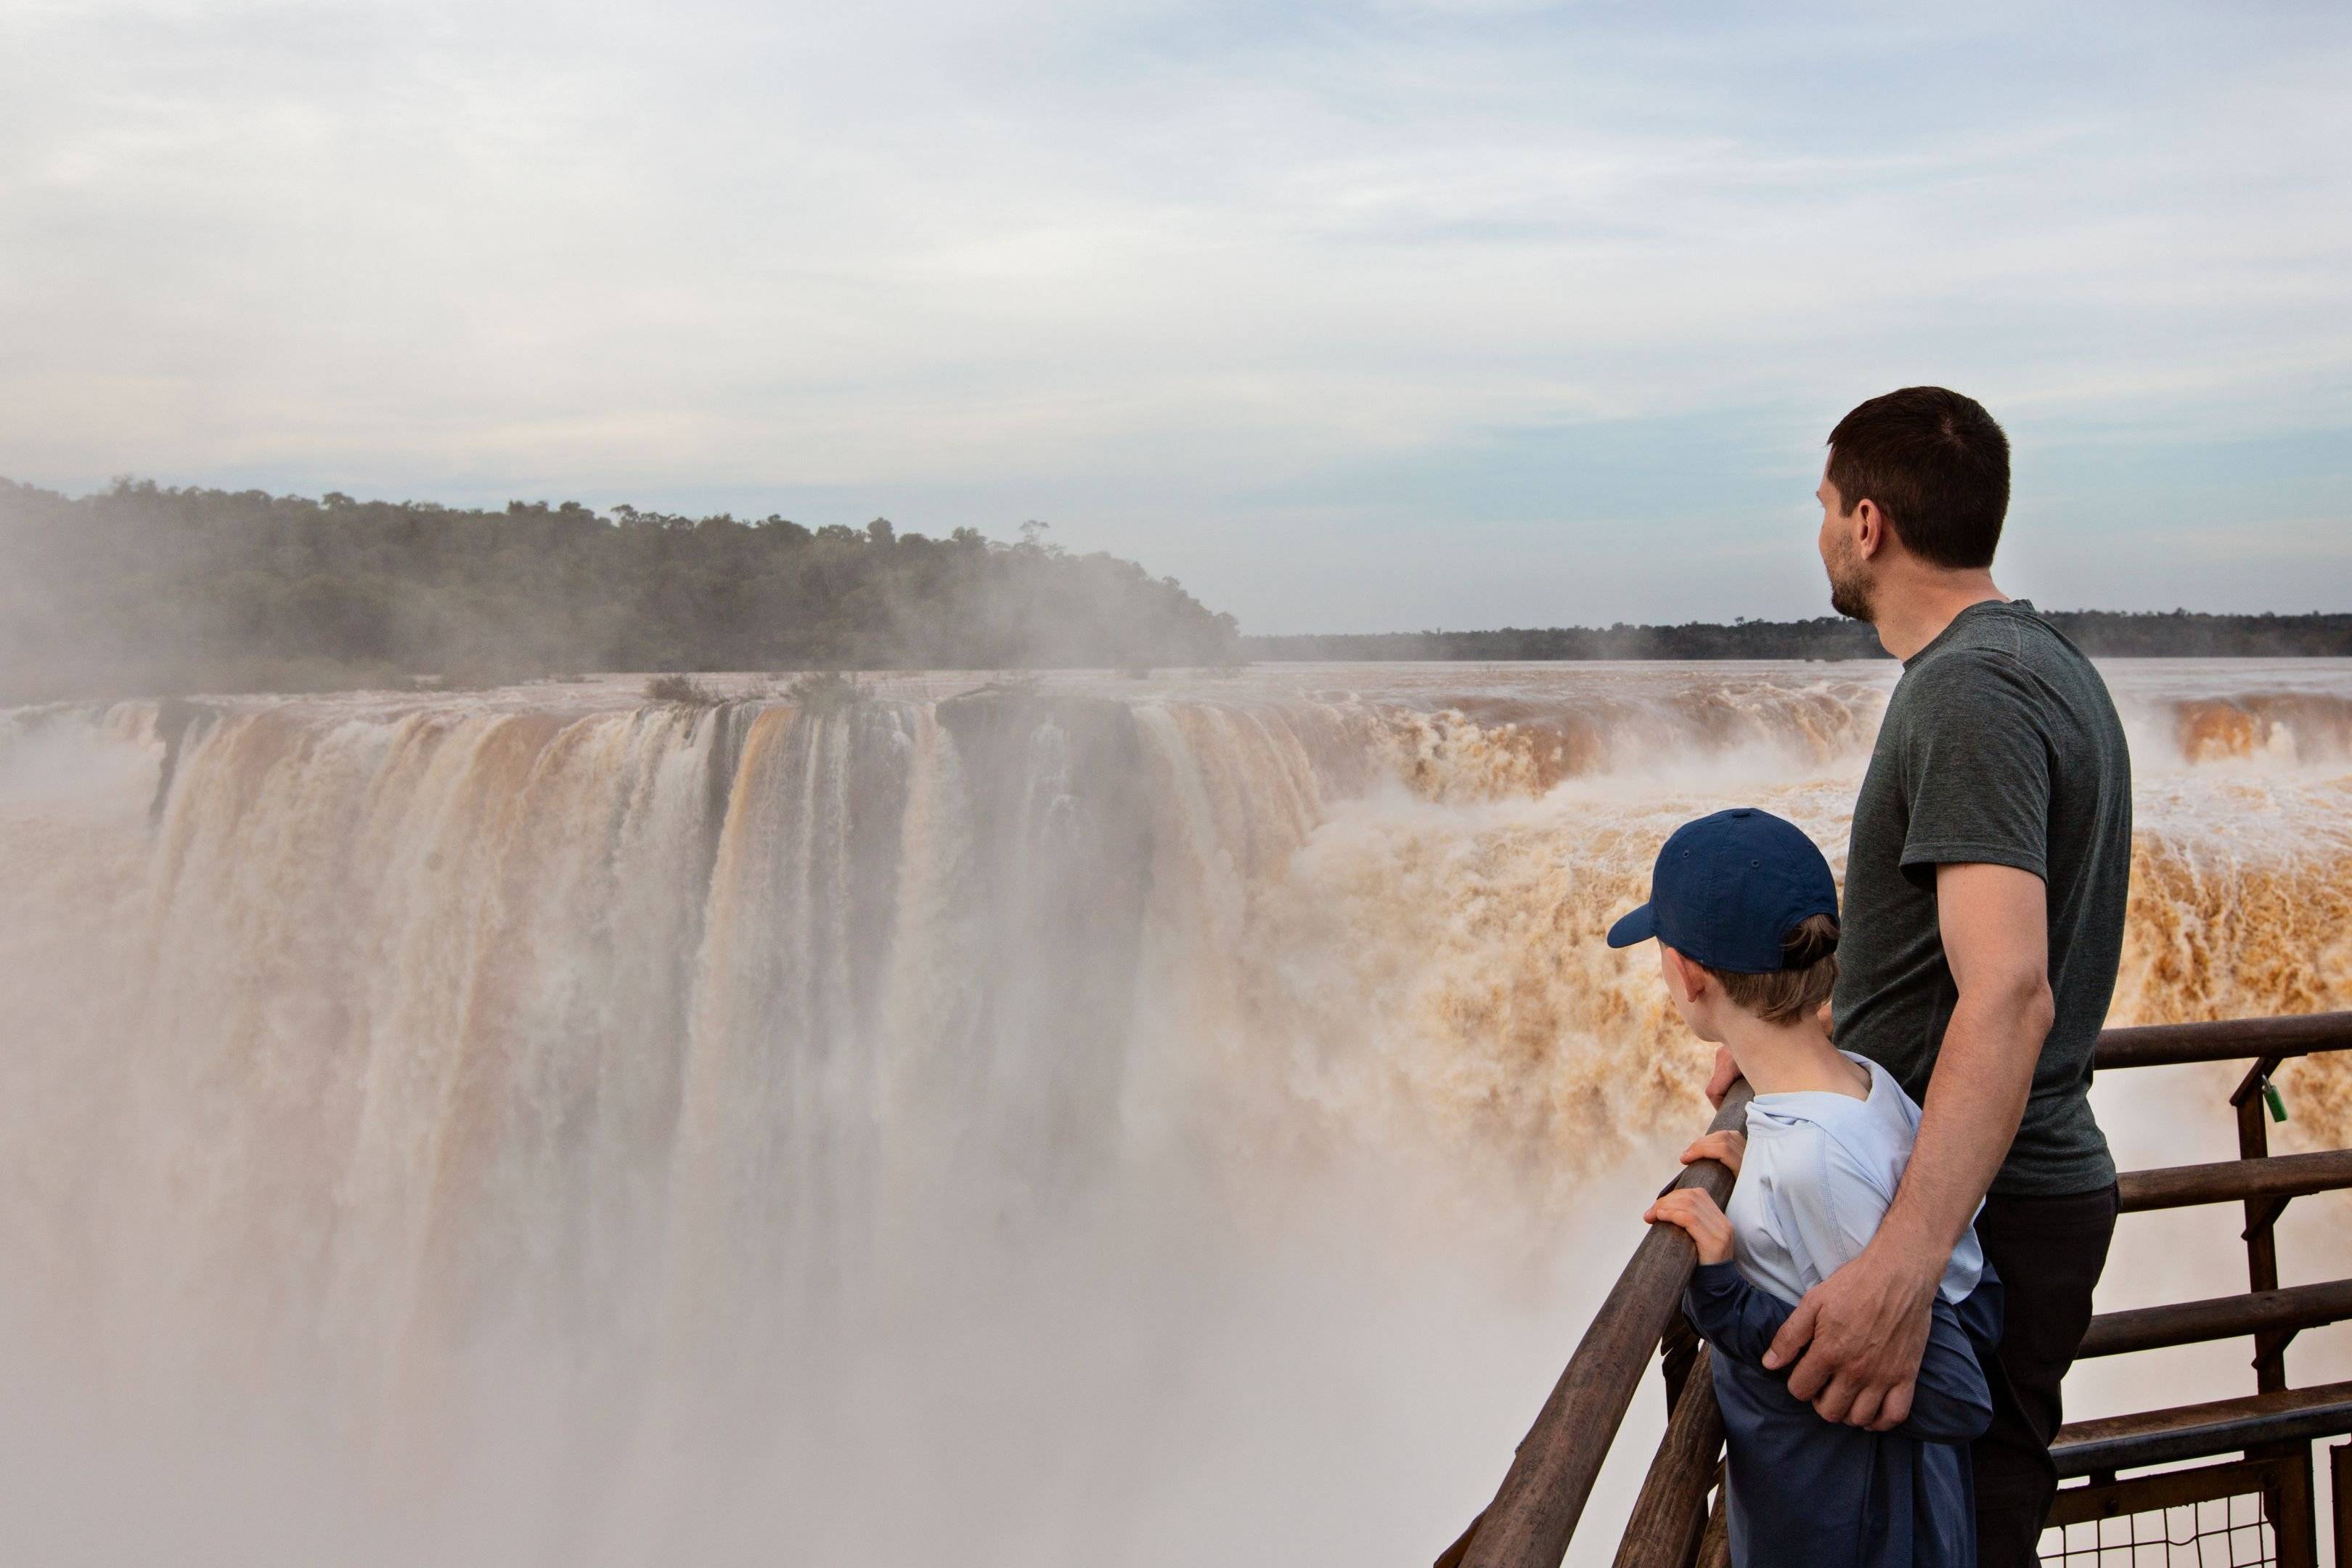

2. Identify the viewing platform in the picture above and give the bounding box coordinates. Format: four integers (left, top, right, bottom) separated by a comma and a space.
1438, 1013, 2352, 1568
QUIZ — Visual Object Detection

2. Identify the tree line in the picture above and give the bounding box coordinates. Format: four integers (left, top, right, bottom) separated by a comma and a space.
7, 475, 2337, 706
0, 479, 1241, 703
1246, 611, 2352, 663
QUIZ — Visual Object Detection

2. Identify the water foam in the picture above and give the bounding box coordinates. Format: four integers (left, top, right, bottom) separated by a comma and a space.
1, 660, 2348, 1564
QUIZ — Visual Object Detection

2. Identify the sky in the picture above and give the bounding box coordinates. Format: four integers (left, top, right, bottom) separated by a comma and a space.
3, 0, 2348, 634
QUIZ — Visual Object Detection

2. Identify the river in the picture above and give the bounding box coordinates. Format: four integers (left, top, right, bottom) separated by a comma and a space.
2, 660, 2348, 1564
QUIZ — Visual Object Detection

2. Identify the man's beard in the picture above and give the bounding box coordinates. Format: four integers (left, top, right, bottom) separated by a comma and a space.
1828, 568, 1874, 622
1826, 545, 1875, 622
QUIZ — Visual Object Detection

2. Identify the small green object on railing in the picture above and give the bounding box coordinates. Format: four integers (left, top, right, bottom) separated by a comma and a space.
2264, 1081, 2289, 1123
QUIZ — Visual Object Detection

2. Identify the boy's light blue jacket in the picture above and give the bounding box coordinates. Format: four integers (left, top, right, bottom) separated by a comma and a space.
1685, 1259, 2002, 1568
1684, 1053, 2001, 1567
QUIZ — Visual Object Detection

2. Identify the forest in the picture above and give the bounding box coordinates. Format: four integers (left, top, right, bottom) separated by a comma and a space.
6, 476, 2343, 706
0, 479, 1241, 702
1247, 611, 2352, 663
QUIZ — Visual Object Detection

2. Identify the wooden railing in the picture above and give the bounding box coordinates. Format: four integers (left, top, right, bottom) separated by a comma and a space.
1439, 1012, 2352, 1568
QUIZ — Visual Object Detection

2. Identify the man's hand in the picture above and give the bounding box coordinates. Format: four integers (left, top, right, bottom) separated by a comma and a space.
1763, 1241, 1941, 1428
1679, 1129, 1746, 1175
1704, 1045, 1741, 1108
1644, 1188, 1735, 1265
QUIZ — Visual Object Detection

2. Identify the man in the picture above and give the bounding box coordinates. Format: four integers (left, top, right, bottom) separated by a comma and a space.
1708, 385, 2133, 1566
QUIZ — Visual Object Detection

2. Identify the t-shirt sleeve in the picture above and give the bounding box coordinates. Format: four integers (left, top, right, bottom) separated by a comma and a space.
1895, 650, 2052, 881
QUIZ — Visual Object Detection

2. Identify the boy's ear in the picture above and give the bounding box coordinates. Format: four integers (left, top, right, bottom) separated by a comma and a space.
1660, 944, 1706, 1002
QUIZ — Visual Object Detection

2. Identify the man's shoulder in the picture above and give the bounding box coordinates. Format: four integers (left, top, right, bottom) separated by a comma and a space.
1899, 605, 2122, 754
1914, 601, 2102, 681
1893, 606, 2079, 718
1909, 606, 2031, 671
1887, 647, 2036, 739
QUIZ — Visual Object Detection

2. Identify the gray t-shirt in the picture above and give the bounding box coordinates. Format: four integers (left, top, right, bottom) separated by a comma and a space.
1832, 599, 2132, 1197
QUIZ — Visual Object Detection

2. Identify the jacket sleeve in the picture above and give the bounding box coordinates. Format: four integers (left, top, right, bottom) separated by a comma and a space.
1892, 1294, 1995, 1444
1683, 1261, 1796, 1365
1687, 1265, 1994, 1445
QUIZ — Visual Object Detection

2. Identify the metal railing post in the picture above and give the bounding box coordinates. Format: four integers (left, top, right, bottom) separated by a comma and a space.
2234, 1053, 2290, 1392
2273, 1445, 2319, 1568
2329, 1443, 2349, 1568
1611, 1347, 1723, 1568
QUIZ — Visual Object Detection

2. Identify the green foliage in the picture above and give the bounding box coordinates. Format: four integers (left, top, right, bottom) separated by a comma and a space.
780, 669, 868, 711
644, 673, 724, 706
0, 478, 1243, 701
1248, 611, 2352, 663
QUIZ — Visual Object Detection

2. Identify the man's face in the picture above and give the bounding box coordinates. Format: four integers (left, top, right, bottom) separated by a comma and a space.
1817, 470, 1874, 623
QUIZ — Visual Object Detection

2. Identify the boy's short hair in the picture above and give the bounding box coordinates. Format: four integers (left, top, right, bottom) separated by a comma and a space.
1702, 913, 1839, 1026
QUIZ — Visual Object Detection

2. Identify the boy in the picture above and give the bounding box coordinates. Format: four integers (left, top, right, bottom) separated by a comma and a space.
1611, 808, 2002, 1568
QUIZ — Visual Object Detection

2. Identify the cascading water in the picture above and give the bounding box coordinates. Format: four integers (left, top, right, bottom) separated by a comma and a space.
2, 661, 2348, 1565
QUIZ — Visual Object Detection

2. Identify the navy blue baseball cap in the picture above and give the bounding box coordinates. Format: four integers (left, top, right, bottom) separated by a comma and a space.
1606, 808, 1839, 973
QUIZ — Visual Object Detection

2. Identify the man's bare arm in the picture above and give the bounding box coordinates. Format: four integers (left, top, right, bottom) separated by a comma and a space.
1864, 862, 2053, 1286
1761, 862, 2054, 1429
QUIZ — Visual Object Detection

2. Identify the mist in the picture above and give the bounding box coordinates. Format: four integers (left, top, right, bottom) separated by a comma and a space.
2, 661, 2349, 1563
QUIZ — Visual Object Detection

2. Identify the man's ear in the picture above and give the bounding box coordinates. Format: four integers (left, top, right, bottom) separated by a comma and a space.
1853, 497, 1890, 560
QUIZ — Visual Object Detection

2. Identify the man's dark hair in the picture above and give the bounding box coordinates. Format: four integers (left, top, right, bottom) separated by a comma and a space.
1825, 386, 2011, 569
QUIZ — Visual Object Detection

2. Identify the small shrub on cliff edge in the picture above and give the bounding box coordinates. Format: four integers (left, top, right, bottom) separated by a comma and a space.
645, 674, 724, 707
782, 669, 870, 712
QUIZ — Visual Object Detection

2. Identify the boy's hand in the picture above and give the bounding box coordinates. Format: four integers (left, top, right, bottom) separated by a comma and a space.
1678, 1129, 1746, 1175
1644, 1188, 1734, 1265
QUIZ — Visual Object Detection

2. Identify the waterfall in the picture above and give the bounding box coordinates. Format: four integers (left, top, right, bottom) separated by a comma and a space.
1, 661, 2348, 1565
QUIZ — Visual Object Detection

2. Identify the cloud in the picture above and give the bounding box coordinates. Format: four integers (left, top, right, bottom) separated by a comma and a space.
1, 0, 2348, 630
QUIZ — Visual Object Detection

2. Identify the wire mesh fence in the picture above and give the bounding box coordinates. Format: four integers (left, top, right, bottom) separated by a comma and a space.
2039, 1488, 2274, 1568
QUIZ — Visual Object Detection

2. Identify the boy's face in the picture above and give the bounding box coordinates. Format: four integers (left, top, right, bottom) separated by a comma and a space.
1657, 944, 1714, 1039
